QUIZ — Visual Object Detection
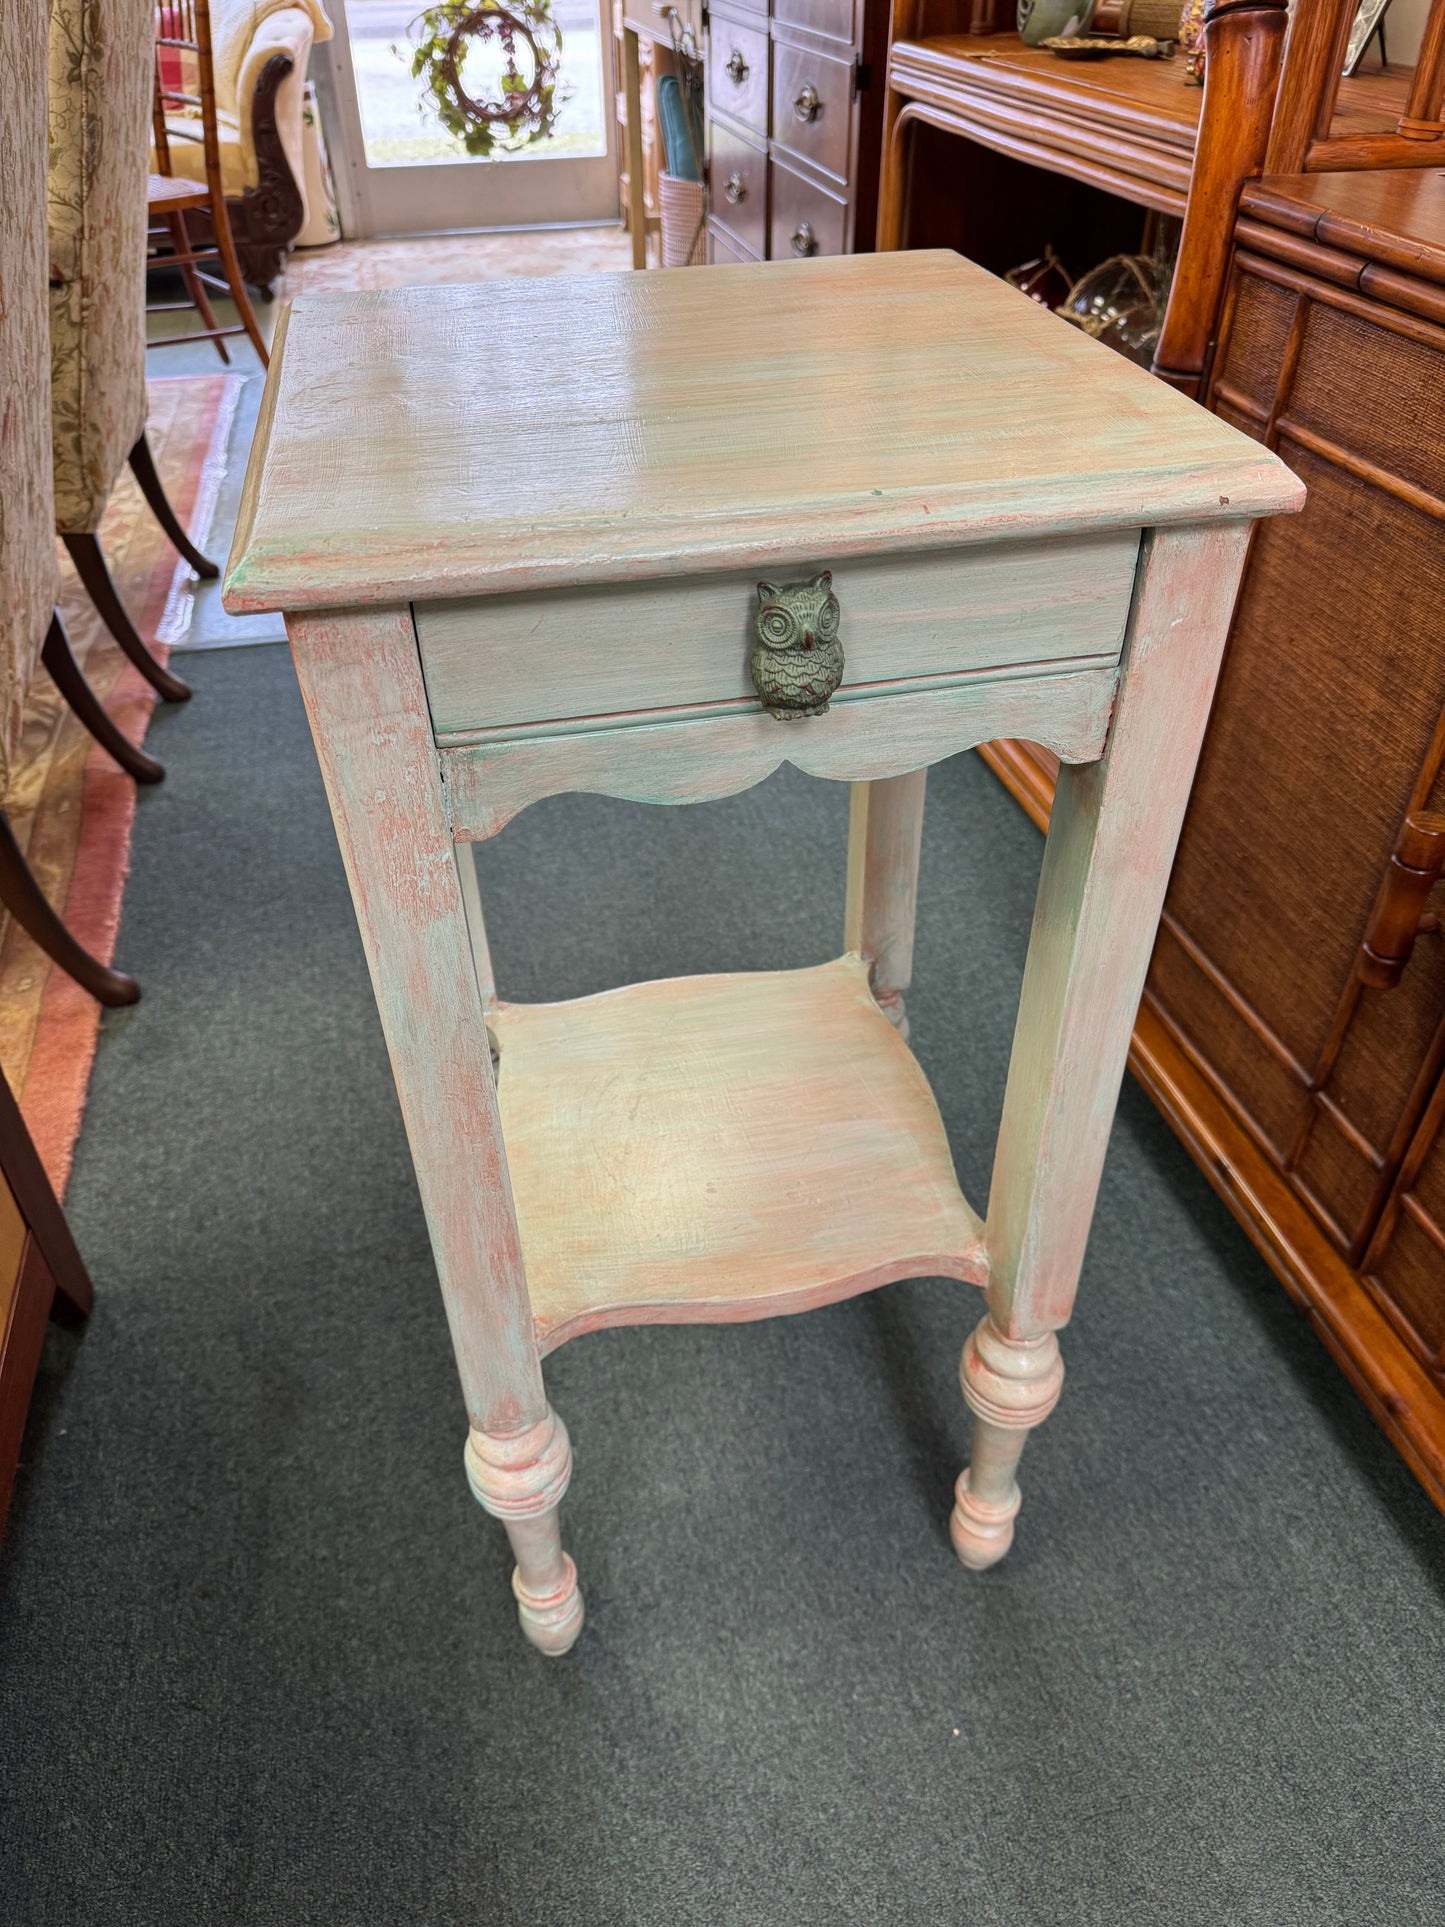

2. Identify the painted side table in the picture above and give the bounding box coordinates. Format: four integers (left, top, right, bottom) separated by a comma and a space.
224, 252, 1302, 1656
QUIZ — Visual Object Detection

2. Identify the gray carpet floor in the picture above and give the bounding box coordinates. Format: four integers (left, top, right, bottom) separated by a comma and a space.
1, 641, 1442, 1925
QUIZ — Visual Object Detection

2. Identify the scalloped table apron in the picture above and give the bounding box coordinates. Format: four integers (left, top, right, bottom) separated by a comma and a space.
223, 250, 1303, 1656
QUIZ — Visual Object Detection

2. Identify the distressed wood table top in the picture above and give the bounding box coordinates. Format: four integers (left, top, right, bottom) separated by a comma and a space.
223, 250, 1299, 615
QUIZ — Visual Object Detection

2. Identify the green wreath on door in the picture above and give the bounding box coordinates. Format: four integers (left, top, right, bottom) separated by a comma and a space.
406, 0, 568, 157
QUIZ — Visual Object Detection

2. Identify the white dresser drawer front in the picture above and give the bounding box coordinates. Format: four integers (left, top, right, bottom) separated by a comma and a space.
416, 528, 1139, 742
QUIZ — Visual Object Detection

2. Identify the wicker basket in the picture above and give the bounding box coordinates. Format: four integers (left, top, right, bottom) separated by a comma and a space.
658, 173, 706, 268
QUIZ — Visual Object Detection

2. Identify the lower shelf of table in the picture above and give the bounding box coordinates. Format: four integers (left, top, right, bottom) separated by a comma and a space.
492, 954, 988, 1351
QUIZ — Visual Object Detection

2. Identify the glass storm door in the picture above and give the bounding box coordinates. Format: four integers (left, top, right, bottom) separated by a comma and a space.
316, 0, 618, 238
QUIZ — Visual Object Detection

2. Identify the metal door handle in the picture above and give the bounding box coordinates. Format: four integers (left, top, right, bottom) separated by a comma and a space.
792, 82, 820, 121
725, 48, 747, 81
790, 221, 816, 256
724, 170, 746, 203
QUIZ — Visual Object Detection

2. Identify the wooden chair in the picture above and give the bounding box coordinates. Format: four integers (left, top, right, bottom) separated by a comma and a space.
147, 0, 270, 366
49, 0, 204, 708
876, 0, 1445, 398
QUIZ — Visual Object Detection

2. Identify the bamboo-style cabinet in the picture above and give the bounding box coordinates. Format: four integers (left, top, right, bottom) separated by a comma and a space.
1149, 168, 1445, 1500
992, 168, 1445, 1506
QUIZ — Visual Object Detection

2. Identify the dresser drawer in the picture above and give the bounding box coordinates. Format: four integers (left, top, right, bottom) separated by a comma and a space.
708, 121, 768, 262
773, 0, 857, 43
707, 10, 770, 138
416, 531, 1140, 740
708, 220, 761, 265
770, 36, 853, 187
770, 154, 848, 258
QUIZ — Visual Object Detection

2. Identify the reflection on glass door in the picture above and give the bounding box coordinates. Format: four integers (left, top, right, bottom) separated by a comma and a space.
318, 0, 618, 237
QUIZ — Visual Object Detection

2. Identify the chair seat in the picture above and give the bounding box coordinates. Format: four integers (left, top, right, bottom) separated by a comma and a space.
148, 172, 211, 214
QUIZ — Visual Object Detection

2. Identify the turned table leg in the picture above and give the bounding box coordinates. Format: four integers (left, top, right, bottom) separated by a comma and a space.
845, 770, 926, 1038
951, 1317, 1064, 1568
466, 1406, 584, 1655
958, 524, 1253, 1566
287, 605, 582, 1655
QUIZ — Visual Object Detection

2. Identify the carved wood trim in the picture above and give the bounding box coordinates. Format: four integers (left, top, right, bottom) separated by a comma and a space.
442, 661, 1122, 841
224, 52, 304, 296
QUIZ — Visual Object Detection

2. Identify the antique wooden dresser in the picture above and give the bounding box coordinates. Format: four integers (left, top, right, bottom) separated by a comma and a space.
991, 169, 1445, 1508
705, 0, 891, 263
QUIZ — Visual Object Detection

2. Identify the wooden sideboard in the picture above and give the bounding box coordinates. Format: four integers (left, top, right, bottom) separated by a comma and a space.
706, 0, 891, 263
993, 168, 1445, 1507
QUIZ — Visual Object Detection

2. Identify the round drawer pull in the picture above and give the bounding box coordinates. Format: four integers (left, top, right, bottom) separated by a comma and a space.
790, 221, 816, 257
792, 82, 820, 122
725, 48, 747, 82
723, 170, 746, 204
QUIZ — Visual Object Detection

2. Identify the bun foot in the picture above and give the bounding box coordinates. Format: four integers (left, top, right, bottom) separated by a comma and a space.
950, 1467, 1020, 1570
514, 1551, 585, 1656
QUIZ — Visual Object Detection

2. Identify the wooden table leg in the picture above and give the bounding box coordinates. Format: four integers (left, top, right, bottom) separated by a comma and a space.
455, 841, 498, 1013
952, 523, 1253, 1569
622, 25, 648, 271
287, 605, 583, 1655
844, 770, 926, 1039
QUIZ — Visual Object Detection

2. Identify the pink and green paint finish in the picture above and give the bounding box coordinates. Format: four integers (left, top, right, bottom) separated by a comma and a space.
225, 252, 1301, 1653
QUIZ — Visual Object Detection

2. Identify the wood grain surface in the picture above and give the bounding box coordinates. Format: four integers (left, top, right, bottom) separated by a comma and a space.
441, 656, 1122, 838
223, 251, 1300, 615
985, 521, 1253, 1336
286, 605, 544, 1435
416, 529, 1138, 737
1241, 168, 1445, 285
492, 955, 988, 1350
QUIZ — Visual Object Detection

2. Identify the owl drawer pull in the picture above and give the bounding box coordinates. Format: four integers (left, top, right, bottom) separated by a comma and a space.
725, 48, 747, 81
792, 82, 820, 121
749, 572, 843, 719
724, 170, 746, 203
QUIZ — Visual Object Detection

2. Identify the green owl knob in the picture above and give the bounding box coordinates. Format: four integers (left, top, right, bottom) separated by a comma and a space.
749, 571, 845, 721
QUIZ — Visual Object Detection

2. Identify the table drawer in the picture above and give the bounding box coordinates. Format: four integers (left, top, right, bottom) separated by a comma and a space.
770, 36, 853, 187
416, 530, 1140, 740
707, 10, 769, 138
708, 120, 768, 262
770, 154, 848, 259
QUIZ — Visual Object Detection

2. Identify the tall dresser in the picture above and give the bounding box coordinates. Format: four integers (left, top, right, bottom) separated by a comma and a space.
705, 0, 890, 264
